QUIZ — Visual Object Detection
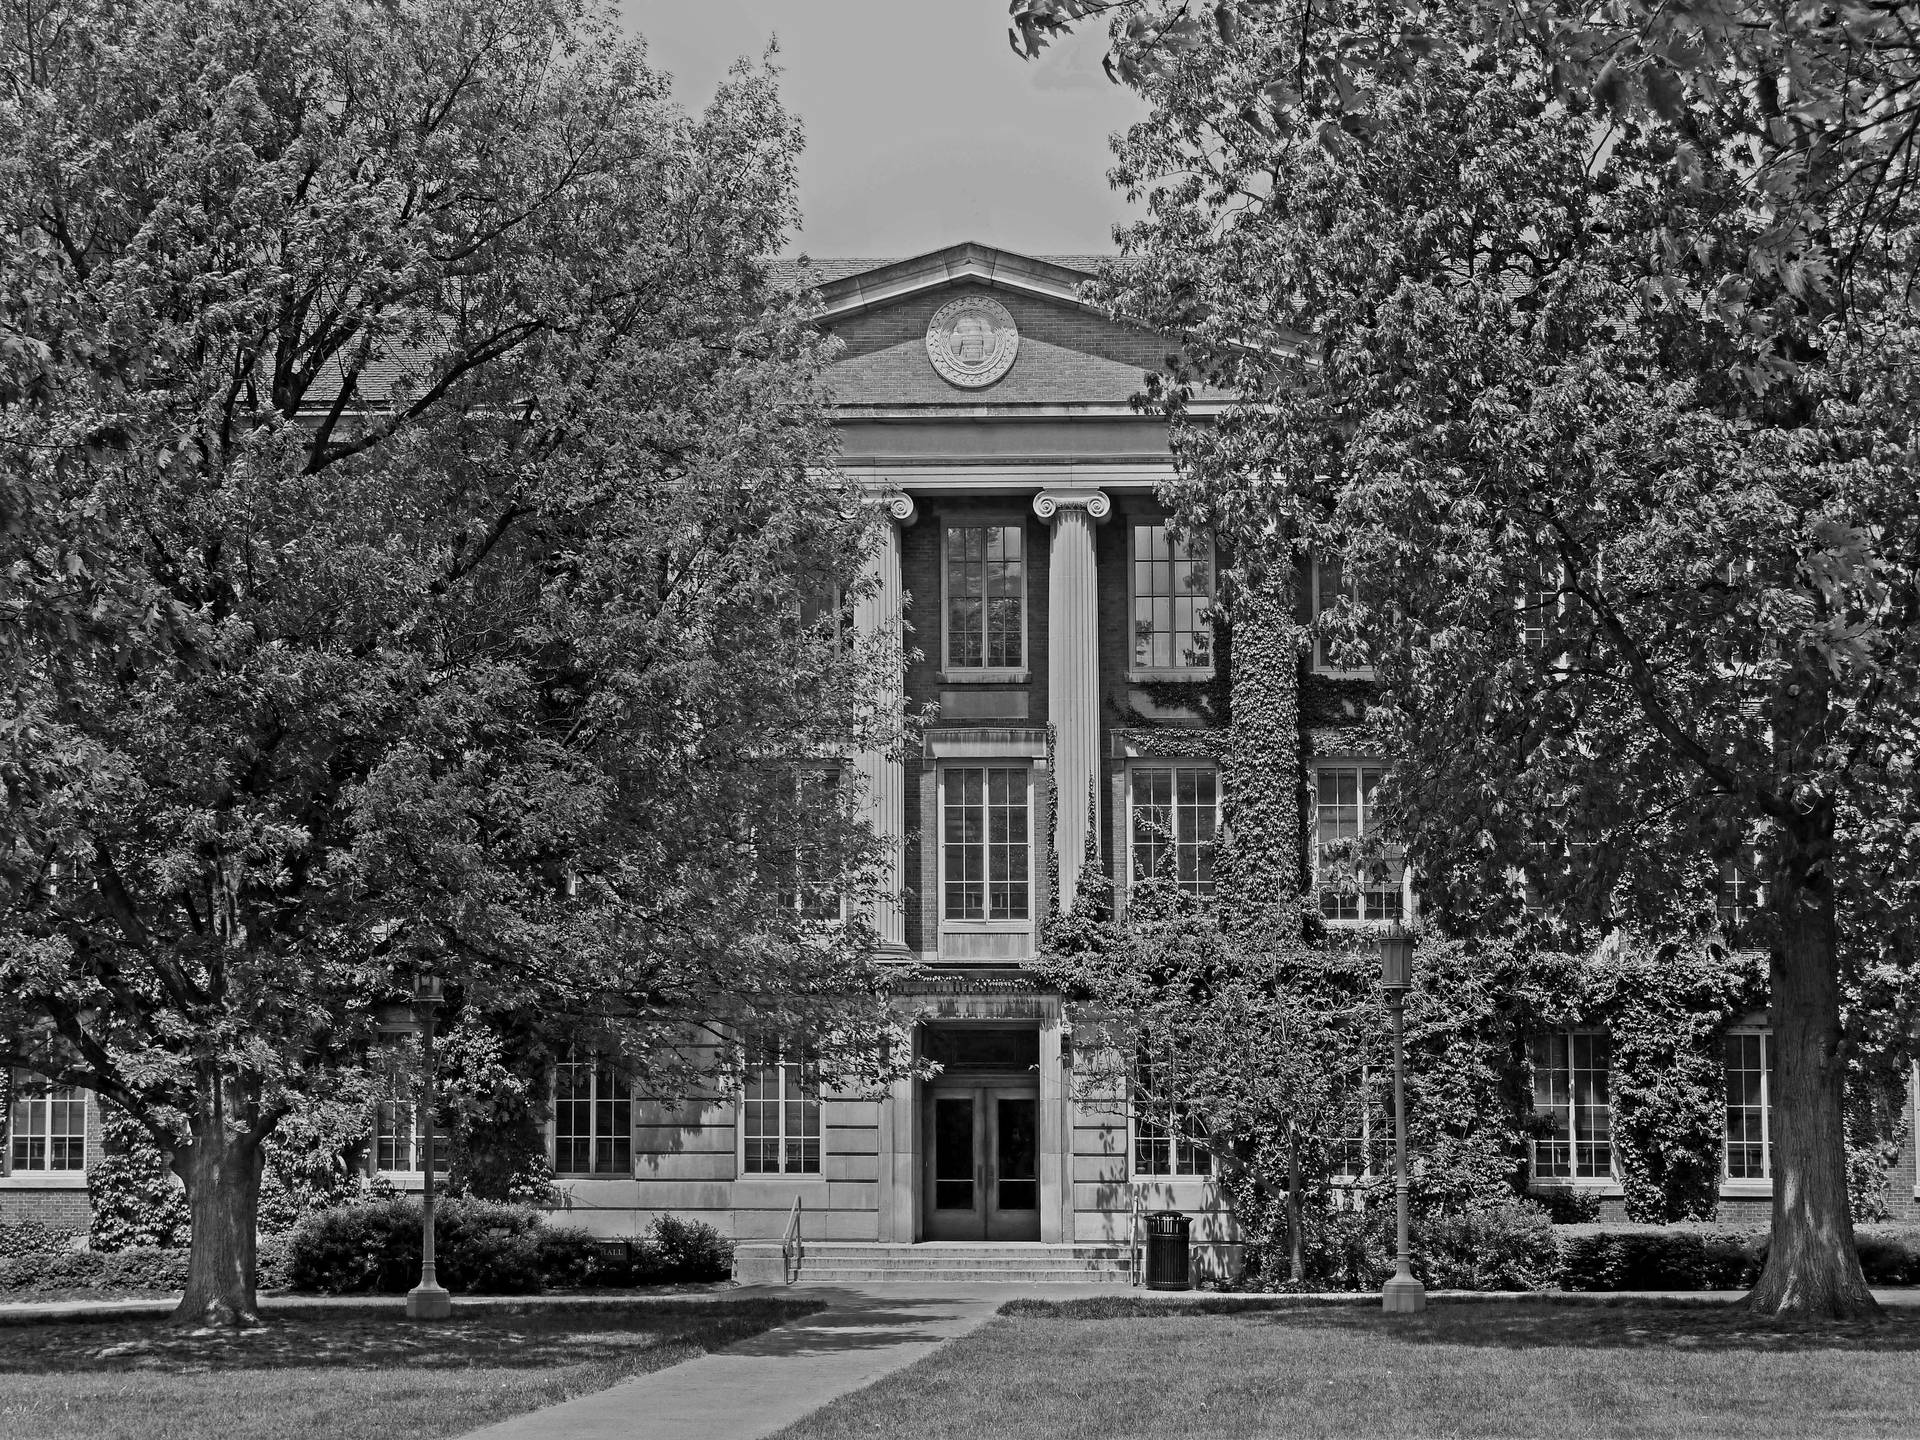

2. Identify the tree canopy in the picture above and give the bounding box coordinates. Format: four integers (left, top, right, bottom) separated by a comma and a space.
1010, 0, 1918, 318
1, 0, 906, 1323
1020, 0, 1919, 1317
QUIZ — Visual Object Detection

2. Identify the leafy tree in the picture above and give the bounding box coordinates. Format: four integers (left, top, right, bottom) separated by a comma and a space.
1042, 887, 1373, 1285
0, 0, 907, 1325
1071, 6, 1918, 1317
1010, 0, 1917, 312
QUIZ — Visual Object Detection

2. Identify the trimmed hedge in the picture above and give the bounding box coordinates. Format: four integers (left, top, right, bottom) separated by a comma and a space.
286, 1200, 734, 1294
0, 1221, 84, 1261
1420, 1202, 1560, 1291
1554, 1224, 1920, 1291
0, 1246, 188, 1294
1855, 1228, 1920, 1287
1556, 1225, 1762, 1291
288, 1196, 544, 1295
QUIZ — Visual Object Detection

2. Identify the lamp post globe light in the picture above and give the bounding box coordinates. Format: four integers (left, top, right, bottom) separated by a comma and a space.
406, 968, 451, 1321
1377, 923, 1426, 1314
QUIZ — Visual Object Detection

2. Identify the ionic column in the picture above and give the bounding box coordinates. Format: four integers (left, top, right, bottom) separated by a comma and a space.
853, 492, 916, 953
1033, 488, 1110, 909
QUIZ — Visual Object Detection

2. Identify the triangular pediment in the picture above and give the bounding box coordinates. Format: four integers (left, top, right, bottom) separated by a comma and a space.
787, 244, 1175, 410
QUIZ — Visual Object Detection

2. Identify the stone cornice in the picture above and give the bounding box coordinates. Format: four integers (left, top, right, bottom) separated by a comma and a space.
811, 244, 1099, 322
845, 464, 1173, 496
1032, 489, 1112, 523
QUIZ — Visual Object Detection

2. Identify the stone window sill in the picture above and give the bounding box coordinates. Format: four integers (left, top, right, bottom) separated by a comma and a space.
0, 1171, 89, 1190
1127, 667, 1214, 684
1529, 1180, 1623, 1197
939, 668, 1030, 685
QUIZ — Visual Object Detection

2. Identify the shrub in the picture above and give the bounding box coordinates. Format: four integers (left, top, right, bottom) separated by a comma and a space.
285, 1201, 735, 1294
255, 1232, 294, 1291
1853, 1227, 1920, 1286
1532, 1188, 1603, 1224
538, 1217, 734, 1289
648, 1214, 732, 1283
288, 1196, 544, 1295
535, 1225, 601, 1288
0, 1220, 83, 1260
1419, 1201, 1559, 1291
0, 1247, 188, 1294
1555, 1226, 1763, 1291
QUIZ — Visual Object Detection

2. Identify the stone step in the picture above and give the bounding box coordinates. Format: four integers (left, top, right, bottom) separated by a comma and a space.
788, 1258, 1133, 1270
794, 1246, 1130, 1258
791, 1267, 1135, 1285
733, 1240, 1138, 1285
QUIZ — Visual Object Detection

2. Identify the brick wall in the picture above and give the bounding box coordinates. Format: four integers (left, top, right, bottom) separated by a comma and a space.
0, 1187, 91, 1230
826, 286, 1172, 408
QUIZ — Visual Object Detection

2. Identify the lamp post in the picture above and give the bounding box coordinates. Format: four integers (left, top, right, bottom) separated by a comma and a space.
1377, 923, 1426, 1314
406, 969, 451, 1321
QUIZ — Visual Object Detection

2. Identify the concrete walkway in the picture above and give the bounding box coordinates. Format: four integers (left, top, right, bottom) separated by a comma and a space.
456, 1284, 1050, 1440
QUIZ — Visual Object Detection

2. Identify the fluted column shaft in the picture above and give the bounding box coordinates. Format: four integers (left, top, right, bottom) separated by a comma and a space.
1034, 489, 1109, 910
853, 493, 915, 953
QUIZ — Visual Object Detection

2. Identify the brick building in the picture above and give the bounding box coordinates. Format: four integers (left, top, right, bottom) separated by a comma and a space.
8, 243, 1917, 1267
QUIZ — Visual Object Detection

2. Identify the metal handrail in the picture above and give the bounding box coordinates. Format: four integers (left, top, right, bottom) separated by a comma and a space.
779, 1195, 804, 1284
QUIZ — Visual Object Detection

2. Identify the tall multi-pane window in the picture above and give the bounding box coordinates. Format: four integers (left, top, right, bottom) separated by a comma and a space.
1131, 524, 1213, 670
7, 1078, 85, 1173
1718, 853, 1764, 937
945, 524, 1025, 671
553, 1052, 632, 1177
743, 1043, 821, 1176
941, 767, 1030, 921
781, 767, 844, 922
1335, 1068, 1386, 1182
1530, 1033, 1613, 1181
1132, 1060, 1210, 1177
1313, 765, 1405, 921
1129, 765, 1218, 896
1311, 554, 1367, 673
1520, 559, 1565, 656
370, 1034, 449, 1175
1725, 1031, 1773, 1181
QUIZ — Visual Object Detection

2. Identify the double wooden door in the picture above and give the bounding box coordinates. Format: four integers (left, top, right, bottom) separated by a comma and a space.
923, 1082, 1041, 1241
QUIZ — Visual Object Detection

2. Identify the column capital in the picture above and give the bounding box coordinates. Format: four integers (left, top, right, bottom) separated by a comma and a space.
872, 491, 918, 528
1032, 488, 1111, 524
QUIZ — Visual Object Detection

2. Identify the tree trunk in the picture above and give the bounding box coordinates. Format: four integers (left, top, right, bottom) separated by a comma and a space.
1286, 1131, 1305, 1285
172, 1123, 264, 1327
1745, 834, 1880, 1319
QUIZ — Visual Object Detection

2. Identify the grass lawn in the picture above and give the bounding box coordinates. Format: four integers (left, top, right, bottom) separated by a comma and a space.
771, 1296, 1920, 1440
0, 1298, 818, 1440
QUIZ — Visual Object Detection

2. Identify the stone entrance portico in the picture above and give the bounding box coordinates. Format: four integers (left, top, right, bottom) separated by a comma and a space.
559, 245, 1240, 1281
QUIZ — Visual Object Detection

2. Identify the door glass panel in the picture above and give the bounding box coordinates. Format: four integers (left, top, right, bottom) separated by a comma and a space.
995, 1096, 1038, 1212
933, 1096, 975, 1210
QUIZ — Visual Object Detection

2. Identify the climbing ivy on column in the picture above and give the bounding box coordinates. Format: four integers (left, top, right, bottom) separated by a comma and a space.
1218, 579, 1305, 935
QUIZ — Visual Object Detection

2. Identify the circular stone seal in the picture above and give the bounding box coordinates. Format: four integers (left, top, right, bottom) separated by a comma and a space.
925, 296, 1019, 388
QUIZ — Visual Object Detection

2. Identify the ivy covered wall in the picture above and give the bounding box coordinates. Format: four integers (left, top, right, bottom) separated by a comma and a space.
1058, 553, 1917, 1238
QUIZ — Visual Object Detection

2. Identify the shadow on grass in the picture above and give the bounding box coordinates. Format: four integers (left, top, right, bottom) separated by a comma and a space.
1000, 1296, 1920, 1353
0, 1299, 822, 1376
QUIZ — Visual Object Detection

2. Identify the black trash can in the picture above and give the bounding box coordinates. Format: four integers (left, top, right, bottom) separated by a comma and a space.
1143, 1210, 1192, 1291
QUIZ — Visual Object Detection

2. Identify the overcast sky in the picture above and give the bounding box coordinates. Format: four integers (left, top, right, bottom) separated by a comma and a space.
619, 1, 1146, 260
